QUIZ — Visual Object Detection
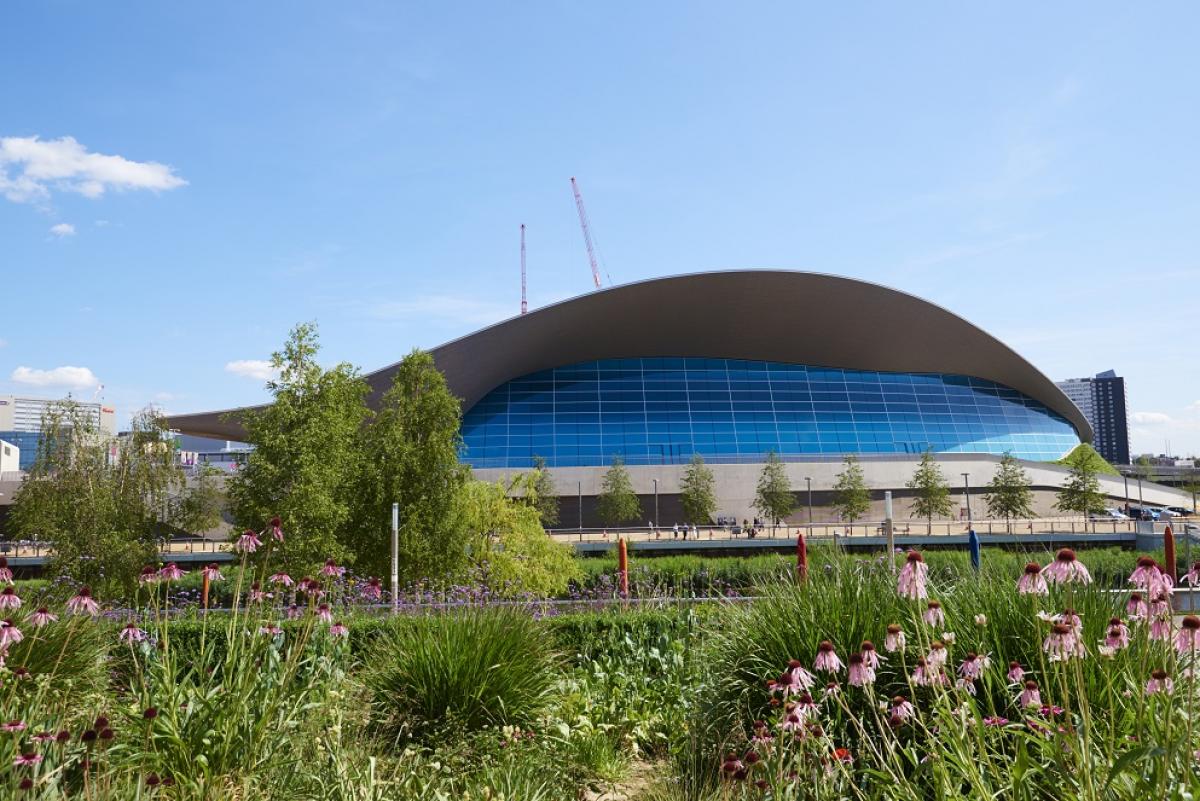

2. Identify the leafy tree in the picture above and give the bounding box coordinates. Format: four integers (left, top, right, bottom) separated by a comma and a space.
173, 464, 227, 535
906, 450, 953, 528
348, 349, 470, 582
832, 455, 871, 523
680, 453, 718, 525
1054, 443, 1120, 476
984, 452, 1034, 526
459, 480, 580, 596
754, 451, 794, 525
227, 322, 370, 575
596, 457, 641, 526
529, 455, 559, 528
10, 403, 181, 594
1056, 446, 1107, 517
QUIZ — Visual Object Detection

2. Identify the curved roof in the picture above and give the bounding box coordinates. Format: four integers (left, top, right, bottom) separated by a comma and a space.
167, 270, 1093, 442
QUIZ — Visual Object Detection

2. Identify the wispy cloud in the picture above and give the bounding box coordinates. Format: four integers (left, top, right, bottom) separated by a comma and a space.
224, 360, 278, 381
369, 294, 512, 326
1132, 411, 1172, 426
11, 365, 100, 389
0, 135, 186, 204
49, 222, 75, 237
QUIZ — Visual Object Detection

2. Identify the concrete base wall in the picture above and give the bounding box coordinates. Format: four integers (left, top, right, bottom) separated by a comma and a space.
474, 453, 1194, 529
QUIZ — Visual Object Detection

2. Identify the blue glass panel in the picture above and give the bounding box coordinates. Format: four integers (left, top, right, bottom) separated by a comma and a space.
457, 360, 1081, 467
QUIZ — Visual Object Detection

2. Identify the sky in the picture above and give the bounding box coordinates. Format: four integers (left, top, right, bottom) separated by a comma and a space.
1, 2, 1198, 456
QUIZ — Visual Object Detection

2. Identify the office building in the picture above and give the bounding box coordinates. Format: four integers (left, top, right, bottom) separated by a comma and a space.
1055, 370, 1130, 465
0, 395, 117, 470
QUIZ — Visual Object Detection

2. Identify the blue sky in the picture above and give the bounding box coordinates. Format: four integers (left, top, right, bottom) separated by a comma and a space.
1, 2, 1198, 455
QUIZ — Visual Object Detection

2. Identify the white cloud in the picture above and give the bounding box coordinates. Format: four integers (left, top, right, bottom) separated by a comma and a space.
0, 135, 186, 204
224, 360, 278, 381
370, 294, 511, 326
1132, 412, 1173, 426
11, 365, 101, 389
49, 222, 75, 237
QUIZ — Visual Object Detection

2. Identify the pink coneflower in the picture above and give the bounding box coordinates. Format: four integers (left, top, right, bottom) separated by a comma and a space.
300, 578, 325, 599
897, 551, 928, 600
1129, 556, 1174, 596
1106, 618, 1131, 650
320, 559, 345, 578
1043, 622, 1085, 661
1184, 562, 1200, 586
158, 563, 184, 581
235, 529, 262, 554
249, 582, 268, 603
984, 716, 1009, 726
27, 607, 56, 628
1146, 669, 1173, 695
1127, 592, 1149, 619
847, 653, 875, 687
0, 619, 20, 649
1057, 608, 1082, 631
1150, 594, 1172, 618
138, 565, 159, 585
259, 624, 283, 636
32, 732, 54, 744
884, 624, 906, 653
1019, 680, 1041, 707
1017, 562, 1049, 595
1150, 615, 1173, 642
200, 563, 223, 582
66, 587, 99, 616
329, 621, 349, 638
13, 752, 41, 766
814, 641, 843, 673
890, 695, 915, 721
1007, 661, 1025, 684
1, 720, 26, 732
364, 577, 383, 601
779, 703, 804, 732
269, 572, 294, 587
959, 652, 989, 681
270, 516, 284, 542
1176, 616, 1200, 654
315, 603, 333, 622
911, 657, 946, 687
118, 623, 146, 643
770, 659, 815, 695
860, 641, 882, 669
0, 586, 20, 610
720, 753, 746, 777
0, 557, 11, 584
1043, 549, 1092, 585
923, 600, 945, 628
927, 641, 948, 668
286, 604, 302, 620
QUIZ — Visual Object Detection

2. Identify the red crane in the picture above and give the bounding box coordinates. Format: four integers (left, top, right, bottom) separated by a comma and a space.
519, 223, 528, 315
570, 177, 604, 289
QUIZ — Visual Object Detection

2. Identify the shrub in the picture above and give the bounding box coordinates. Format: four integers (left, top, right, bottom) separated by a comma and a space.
362, 608, 560, 740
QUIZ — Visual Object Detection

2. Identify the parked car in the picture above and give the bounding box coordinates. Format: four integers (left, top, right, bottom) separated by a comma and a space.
1091, 508, 1128, 521
1127, 506, 1160, 521
1165, 506, 1194, 516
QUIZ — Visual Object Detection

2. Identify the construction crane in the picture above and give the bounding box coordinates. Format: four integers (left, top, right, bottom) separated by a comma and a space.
570, 177, 604, 289
519, 223, 528, 315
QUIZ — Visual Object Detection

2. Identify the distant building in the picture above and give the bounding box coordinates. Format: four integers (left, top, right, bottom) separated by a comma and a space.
0, 395, 118, 470
0, 439, 19, 475
1055, 370, 1130, 465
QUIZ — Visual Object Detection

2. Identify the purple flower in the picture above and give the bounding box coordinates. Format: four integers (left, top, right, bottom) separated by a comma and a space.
884, 624, 905, 653
1019, 680, 1041, 708
1146, 669, 1173, 695
0, 557, 11, 584
1006, 661, 1025, 684
28, 607, 56, 628
119, 622, 147, 643
814, 641, 843, 673
1176, 616, 1200, 653
330, 621, 349, 638
896, 551, 928, 600
320, 559, 345, 579
269, 572, 294, 587
269, 516, 284, 542
1043, 549, 1091, 585
13, 752, 41, 766
0, 619, 22, 649
200, 563, 224, 582
1, 720, 26, 732
923, 600, 945, 628
847, 653, 875, 687
235, 530, 262, 554
159, 563, 185, 581
0, 586, 21, 610
1017, 562, 1048, 595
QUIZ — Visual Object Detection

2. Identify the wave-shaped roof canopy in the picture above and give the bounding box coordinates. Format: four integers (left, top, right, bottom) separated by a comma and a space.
167, 270, 1092, 443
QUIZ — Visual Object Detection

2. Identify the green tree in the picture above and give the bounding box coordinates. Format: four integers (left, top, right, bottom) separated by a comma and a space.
680, 453, 718, 525
831, 455, 871, 523
459, 480, 580, 596
984, 452, 1035, 528
227, 322, 370, 575
1054, 443, 1120, 476
754, 451, 794, 525
10, 403, 181, 594
348, 349, 470, 582
529, 455, 560, 528
907, 450, 953, 529
173, 463, 227, 535
1056, 446, 1107, 517
596, 457, 641, 527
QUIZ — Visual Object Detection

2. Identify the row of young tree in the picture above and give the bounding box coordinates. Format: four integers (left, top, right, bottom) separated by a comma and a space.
10, 323, 578, 595
583, 443, 1115, 528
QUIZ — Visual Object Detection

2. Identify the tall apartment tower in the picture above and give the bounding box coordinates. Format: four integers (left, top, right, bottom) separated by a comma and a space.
1055, 370, 1130, 465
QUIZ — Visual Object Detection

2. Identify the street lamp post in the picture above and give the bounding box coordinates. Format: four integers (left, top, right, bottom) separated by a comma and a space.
805, 477, 813, 525
961, 473, 972, 528
577, 481, 583, 532
1122, 472, 1130, 516
652, 478, 659, 529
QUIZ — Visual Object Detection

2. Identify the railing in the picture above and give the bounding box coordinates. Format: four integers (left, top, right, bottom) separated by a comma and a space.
0, 537, 233, 559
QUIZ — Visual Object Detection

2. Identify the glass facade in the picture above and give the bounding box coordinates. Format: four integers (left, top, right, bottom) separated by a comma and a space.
0, 431, 43, 471
460, 358, 1081, 469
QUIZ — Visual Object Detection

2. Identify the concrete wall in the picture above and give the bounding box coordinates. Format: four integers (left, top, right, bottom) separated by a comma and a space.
475, 453, 1194, 528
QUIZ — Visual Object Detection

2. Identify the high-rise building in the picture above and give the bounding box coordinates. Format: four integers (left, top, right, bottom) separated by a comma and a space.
0, 395, 117, 470
1055, 370, 1130, 465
